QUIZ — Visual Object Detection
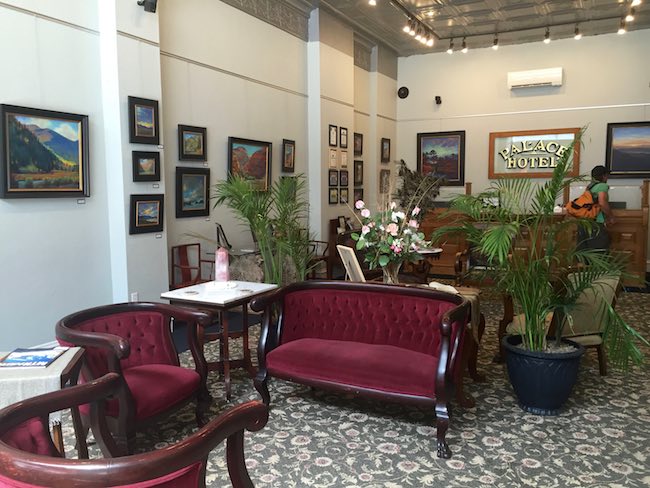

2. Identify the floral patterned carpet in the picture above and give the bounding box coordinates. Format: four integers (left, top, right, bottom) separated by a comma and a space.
62, 290, 650, 487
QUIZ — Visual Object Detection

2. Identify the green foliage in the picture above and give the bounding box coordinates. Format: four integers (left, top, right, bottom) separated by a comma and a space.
212, 174, 313, 286
8, 115, 61, 174
433, 132, 647, 369
393, 160, 443, 217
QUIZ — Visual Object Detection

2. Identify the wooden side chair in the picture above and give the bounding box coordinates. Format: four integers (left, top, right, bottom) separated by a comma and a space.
170, 242, 214, 289
307, 240, 330, 279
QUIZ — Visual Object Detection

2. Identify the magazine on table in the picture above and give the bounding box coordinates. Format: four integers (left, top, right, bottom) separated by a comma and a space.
0, 346, 68, 368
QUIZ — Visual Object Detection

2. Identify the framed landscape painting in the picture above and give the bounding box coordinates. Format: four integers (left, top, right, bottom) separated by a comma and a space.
282, 139, 295, 173
176, 167, 210, 218
0, 104, 90, 198
228, 136, 272, 191
417, 130, 466, 186
132, 151, 160, 182
129, 194, 164, 234
128, 96, 159, 145
178, 125, 206, 161
605, 122, 650, 178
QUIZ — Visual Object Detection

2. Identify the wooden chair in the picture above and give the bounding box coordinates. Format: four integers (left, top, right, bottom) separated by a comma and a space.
0, 373, 268, 488
307, 240, 330, 279
55, 302, 213, 455
170, 243, 214, 289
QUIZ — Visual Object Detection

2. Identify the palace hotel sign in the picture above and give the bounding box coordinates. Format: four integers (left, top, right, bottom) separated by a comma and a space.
488, 128, 581, 178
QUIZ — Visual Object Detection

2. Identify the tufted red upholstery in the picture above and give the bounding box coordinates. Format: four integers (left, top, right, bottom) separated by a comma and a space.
280, 289, 456, 356
1, 419, 54, 457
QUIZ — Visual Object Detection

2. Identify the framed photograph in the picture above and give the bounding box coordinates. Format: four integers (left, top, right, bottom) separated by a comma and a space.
178, 125, 206, 161
353, 188, 364, 203
340, 188, 349, 204
340, 150, 348, 168
129, 193, 164, 234
132, 151, 160, 182
417, 130, 466, 186
329, 148, 338, 169
329, 124, 338, 147
328, 169, 339, 187
340, 127, 348, 148
354, 132, 363, 156
488, 128, 580, 179
128, 96, 159, 145
605, 122, 650, 178
329, 187, 339, 205
176, 167, 210, 218
379, 169, 390, 194
340, 169, 349, 187
282, 139, 296, 173
228, 136, 272, 191
381, 138, 391, 163
0, 104, 90, 198
353, 160, 363, 186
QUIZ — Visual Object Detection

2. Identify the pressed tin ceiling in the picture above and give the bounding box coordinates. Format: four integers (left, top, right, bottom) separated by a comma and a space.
317, 0, 650, 56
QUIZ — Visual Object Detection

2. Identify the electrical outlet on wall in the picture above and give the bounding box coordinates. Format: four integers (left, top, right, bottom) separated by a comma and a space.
130, 292, 139, 302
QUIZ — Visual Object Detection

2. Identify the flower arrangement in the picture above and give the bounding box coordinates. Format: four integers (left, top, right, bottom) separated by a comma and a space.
351, 199, 430, 283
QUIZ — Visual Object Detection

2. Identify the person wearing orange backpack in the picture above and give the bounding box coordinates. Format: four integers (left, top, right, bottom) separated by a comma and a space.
577, 165, 615, 253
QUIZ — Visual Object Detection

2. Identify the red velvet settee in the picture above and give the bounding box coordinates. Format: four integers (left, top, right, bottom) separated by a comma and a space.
250, 280, 470, 458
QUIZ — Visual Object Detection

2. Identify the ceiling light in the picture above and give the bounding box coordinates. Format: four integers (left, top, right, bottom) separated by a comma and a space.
625, 8, 635, 22
427, 11, 434, 17
447, 39, 453, 54
631, 0, 641, 6
368, 0, 377, 6
415, 27, 422, 41
618, 19, 626, 34
403, 19, 411, 33
574, 25, 582, 40
461, 37, 468, 53
426, 35, 434, 47
408, 20, 416, 36
492, 34, 499, 50
543, 27, 550, 44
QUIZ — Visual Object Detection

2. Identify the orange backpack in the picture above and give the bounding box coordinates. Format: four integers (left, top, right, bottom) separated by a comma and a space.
565, 183, 600, 219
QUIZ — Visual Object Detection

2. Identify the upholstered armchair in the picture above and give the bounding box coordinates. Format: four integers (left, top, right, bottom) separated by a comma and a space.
55, 302, 213, 455
0, 373, 269, 488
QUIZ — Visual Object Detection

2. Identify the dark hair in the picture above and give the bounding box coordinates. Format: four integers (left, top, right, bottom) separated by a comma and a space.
591, 165, 609, 181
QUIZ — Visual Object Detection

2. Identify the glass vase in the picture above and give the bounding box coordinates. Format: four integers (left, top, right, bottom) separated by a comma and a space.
382, 261, 402, 284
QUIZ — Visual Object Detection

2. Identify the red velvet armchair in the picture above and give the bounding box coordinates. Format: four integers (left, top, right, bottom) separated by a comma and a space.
55, 302, 213, 455
0, 373, 269, 488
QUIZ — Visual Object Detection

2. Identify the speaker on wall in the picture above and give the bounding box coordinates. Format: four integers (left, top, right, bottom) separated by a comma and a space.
435, 96, 442, 105
397, 86, 409, 99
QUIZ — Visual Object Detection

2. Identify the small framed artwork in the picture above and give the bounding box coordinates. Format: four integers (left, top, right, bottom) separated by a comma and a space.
0, 104, 90, 198
340, 169, 349, 187
379, 169, 391, 194
340, 127, 348, 148
178, 125, 207, 161
381, 138, 391, 163
132, 151, 160, 182
353, 160, 363, 186
129, 193, 164, 234
329, 188, 339, 204
176, 167, 210, 218
228, 136, 272, 191
353, 188, 364, 203
340, 188, 349, 204
282, 139, 296, 173
338, 216, 347, 229
341, 150, 348, 169
128, 96, 159, 145
354, 132, 363, 156
329, 148, 338, 168
328, 169, 339, 187
329, 124, 338, 147
605, 122, 650, 178
418, 130, 467, 186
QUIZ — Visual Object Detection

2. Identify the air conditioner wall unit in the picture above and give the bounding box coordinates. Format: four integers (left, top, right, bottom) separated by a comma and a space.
507, 67, 563, 89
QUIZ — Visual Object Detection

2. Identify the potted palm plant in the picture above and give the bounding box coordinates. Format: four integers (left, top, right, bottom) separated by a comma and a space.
433, 138, 647, 414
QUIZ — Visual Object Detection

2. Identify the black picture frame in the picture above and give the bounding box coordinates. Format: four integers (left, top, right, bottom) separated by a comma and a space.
354, 132, 363, 156
340, 188, 349, 204
282, 139, 295, 173
228, 136, 272, 191
178, 125, 207, 161
417, 130, 466, 186
329, 188, 339, 204
353, 188, 364, 203
340, 169, 349, 187
329, 124, 338, 147
0, 104, 90, 198
175, 167, 210, 218
128, 96, 159, 145
353, 160, 363, 186
340, 127, 348, 148
605, 121, 650, 178
129, 193, 164, 234
132, 151, 160, 182
381, 137, 391, 163
328, 169, 339, 187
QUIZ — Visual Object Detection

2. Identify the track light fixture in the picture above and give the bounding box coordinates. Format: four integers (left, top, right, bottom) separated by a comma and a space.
403, 19, 411, 33
447, 38, 454, 54
574, 24, 582, 40
543, 27, 550, 44
408, 20, 416, 36
625, 8, 635, 22
461, 37, 468, 53
426, 35, 434, 47
618, 18, 627, 34
415, 27, 423, 41
492, 34, 499, 50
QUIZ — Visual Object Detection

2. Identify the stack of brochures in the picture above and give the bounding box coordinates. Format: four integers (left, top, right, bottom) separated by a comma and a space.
0, 347, 68, 368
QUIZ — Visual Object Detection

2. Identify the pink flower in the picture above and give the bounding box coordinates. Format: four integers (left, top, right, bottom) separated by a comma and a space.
361, 225, 370, 235
390, 202, 397, 210
408, 219, 419, 228
361, 208, 370, 218
390, 244, 403, 254
386, 222, 399, 236
355, 200, 365, 210
412, 206, 421, 216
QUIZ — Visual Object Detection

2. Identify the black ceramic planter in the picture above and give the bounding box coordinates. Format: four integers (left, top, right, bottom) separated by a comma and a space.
502, 335, 585, 415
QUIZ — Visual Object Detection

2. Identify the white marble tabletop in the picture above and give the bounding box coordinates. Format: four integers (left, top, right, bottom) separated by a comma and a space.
161, 280, 278, 307
419, 247, 443, 255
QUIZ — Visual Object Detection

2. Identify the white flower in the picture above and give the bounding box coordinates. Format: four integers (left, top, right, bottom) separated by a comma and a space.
391, 211, 405, 221
361, 225, 370, 235
355, 200, 365, 209
408, 219, 419, 228
390, 202, 397, 209
412, 206, 421, 216
360, 208, 370, 218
